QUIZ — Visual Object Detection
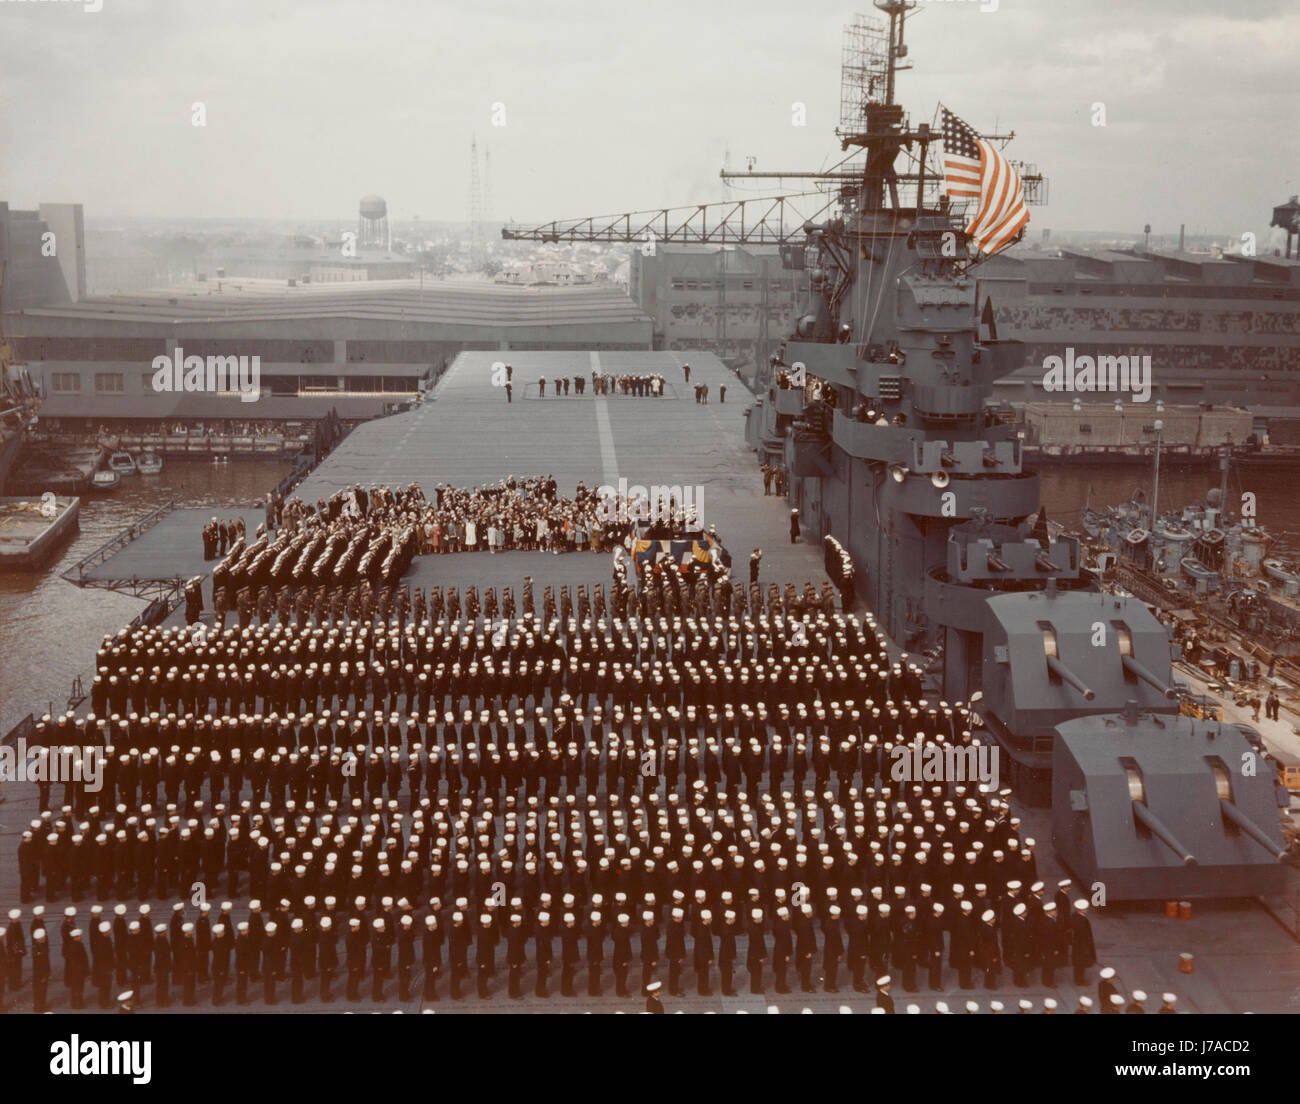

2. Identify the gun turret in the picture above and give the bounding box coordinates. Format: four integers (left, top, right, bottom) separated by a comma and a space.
1046, 655, 1095, 702
1220, 799, 1287, 860
1132, 801, 1197, 866
1121, 654, 1178, 700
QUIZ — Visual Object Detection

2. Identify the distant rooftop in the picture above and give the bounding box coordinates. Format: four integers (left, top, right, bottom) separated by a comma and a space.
979, 247, 1300, 288
9, 279, 651, 327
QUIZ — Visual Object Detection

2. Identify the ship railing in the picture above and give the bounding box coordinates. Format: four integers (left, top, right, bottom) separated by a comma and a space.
60, 499, 176, 585
0, 712, 34, 751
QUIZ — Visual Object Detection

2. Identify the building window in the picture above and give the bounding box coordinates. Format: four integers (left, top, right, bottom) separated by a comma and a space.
742, 280, 754, 291
52, 372, 80, 393
670, 279, 685, 290
95, 372, 124, 394
685, 281, 698, 291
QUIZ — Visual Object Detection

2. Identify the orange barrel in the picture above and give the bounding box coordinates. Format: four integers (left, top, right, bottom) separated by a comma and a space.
1178, 901, 1192, 920
1164, 901, 1178, 918
1179, 953, 1194, 974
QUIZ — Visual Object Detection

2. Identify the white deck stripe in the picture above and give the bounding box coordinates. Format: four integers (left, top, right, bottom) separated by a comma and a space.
592, 352, 618, 485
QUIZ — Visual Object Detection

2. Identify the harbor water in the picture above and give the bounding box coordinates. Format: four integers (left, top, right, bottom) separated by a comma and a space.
0, 458, 290, 735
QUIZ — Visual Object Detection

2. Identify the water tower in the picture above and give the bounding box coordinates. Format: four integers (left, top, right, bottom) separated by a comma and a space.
359, 194, 389, 250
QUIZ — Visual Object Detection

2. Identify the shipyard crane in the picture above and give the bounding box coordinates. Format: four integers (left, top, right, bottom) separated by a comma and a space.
500, 190, 839, 248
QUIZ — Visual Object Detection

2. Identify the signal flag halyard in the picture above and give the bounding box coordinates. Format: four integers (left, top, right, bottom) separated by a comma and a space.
940, 105, 1030, 257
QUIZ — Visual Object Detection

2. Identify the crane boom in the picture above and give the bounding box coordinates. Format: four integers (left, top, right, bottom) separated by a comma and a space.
501, 191, 839, 246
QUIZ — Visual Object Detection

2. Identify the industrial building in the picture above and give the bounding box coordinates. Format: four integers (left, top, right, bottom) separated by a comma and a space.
0, 201, 86, 308
630, 244, 801, 375
976, 248, 1300, 408
6, 278, 652, 428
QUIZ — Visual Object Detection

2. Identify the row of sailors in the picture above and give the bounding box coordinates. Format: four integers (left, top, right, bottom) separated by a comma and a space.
1, 899, 1179, 1012
200, 576, 835, 631
96, 610, 887, 673
3, 882, 1131, 1009
29, 721, 979, 799
18, 782, 1037, 910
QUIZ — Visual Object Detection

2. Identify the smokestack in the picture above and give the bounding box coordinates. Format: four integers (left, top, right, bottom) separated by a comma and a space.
1179, 224, 1185, 252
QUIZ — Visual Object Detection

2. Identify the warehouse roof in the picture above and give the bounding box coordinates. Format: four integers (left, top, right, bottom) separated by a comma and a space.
11, 279, 650, 327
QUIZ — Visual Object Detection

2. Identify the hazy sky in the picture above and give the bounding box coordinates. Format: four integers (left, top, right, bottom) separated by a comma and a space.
1, 0, 1296, 239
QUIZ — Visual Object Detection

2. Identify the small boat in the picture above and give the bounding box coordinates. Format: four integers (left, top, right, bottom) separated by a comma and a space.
136, 451, 163, 475
107, 451, 137, 475
1125, 528, 1149, 546
0, 495, 81, 570
91, 470, 121, 492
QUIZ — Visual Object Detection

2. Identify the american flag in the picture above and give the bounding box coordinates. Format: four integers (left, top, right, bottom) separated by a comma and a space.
940, 105, 1030, 257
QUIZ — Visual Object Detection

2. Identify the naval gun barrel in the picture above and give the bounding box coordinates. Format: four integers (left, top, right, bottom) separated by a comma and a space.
1220, 799, 1287, 859
1047, 656, 1096, 701
1121, 655, 1178, 700
1132, 801, 1198, 866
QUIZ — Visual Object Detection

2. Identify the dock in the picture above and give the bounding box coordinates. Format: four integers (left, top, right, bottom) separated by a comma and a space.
61, 503, 265, 597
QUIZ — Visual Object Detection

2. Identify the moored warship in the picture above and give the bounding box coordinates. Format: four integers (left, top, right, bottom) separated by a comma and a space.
736, 1, 1286, 898
505, 2, 1289, 899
